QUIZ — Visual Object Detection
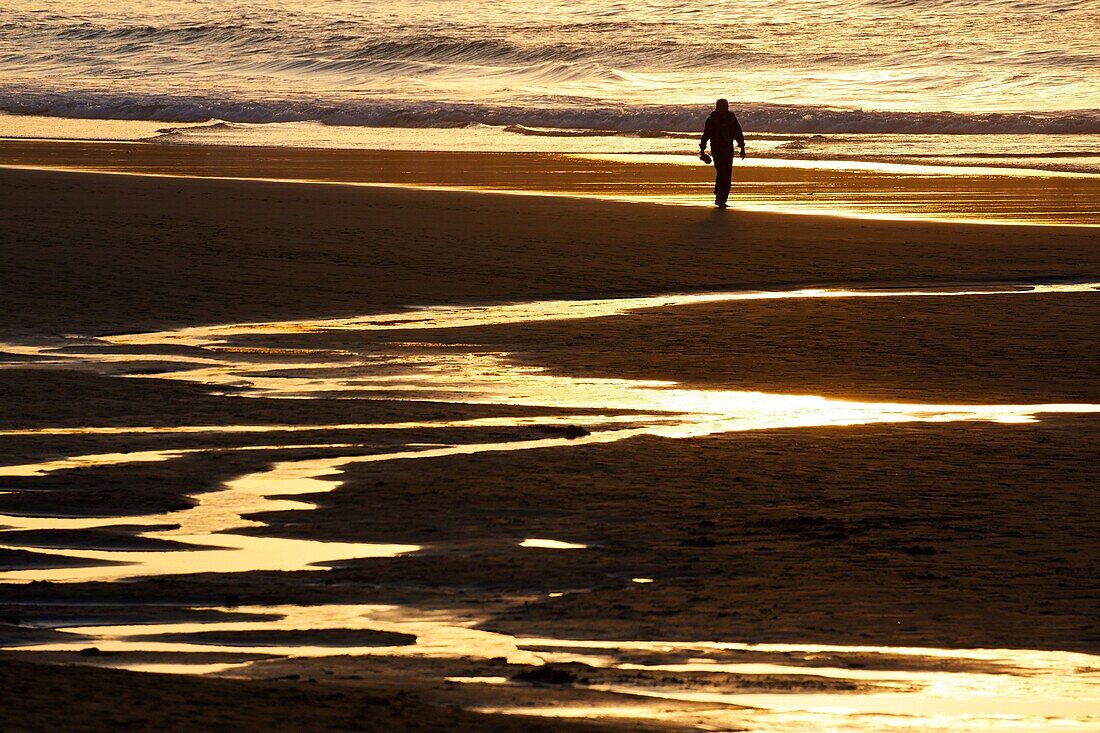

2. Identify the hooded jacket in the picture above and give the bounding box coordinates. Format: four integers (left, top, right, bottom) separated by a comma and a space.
700, 109, 745, 155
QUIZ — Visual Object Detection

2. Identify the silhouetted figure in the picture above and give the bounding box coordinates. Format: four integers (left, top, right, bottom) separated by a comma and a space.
699, 99, 745, 208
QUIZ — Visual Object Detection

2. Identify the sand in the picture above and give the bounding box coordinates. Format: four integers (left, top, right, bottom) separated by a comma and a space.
3, 140, 1099, 225
353, 292, 1100, 404
1, 148, 1098, 730
2, 161, 1099, 342
0, 658, 651, 733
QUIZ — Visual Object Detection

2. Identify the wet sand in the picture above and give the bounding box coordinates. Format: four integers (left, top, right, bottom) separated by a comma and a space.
320, 416, 1100, 653
3, 141, 1100, 225
0, 658, 650, 733
3, 160, 1100, 340
2, 156, 1099, 730
399, 291, 1100, 403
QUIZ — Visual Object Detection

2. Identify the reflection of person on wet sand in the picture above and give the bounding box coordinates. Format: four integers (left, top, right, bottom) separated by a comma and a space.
699, 98, 746, 208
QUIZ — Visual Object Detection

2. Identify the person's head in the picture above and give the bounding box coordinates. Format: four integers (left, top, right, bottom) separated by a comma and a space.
715, 98, 729, 112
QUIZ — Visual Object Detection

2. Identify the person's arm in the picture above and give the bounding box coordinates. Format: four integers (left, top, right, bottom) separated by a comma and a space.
700, 117, 712, 153
732, 113, 746, 159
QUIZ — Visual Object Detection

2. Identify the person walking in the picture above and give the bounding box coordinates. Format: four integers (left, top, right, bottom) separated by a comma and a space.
699, 99, 746, 208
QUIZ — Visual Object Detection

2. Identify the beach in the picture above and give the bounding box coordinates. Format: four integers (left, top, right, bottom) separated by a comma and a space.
3, 146, 1099, 339
4, 0, 1100, 725
2, 145, 1099, 730
3, 140, 1100, 226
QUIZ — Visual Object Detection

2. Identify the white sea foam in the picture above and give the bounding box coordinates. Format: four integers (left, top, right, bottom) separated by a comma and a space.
4, 91, 1100, 136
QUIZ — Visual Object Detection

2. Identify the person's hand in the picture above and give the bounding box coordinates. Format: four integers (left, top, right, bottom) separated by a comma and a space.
739, 146, 746, 161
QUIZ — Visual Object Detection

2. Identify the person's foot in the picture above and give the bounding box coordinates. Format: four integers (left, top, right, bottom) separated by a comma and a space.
715, 200, 728, 208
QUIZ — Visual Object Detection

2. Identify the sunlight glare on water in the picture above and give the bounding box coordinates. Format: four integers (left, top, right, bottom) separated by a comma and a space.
2, 283, 1099, 586
1, 285, 1098, 731
11, 603, 1100, 731
99, 282, 1100, 347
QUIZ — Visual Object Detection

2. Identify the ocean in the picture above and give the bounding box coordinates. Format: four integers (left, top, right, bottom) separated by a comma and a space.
2, 0, 1099, 170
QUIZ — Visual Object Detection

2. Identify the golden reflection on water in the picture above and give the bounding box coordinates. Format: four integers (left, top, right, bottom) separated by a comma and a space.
82, 346, 1100, 432
0, 447, 417, 582
520, 538, 588, 550
0, 533, 416, 584
109, 661, 255, 675
0, 415, 662, 437
577, 153, 1100, 179
0, 448, 191, 477
25, 604, 547, 666
2, 282, 1099, 585
95, 281, 1100, 347
4, 145, 1100, 226
11, 602, 1100, 731
2, 284, 1099, 730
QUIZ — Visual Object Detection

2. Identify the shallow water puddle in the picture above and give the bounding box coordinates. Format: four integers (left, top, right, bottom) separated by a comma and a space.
0, 448, 192, 476
1, 282, 1099, 730
16, 604, 547, 666
1, 282, 1099, 580
0, 447, 417, 582
13, 602, 1100, 731
90, 281, 1100, 347
0, 414, 665, 437
475, 639, 1100, 731
4, 386, 1095, 583
520, 538, 588, 549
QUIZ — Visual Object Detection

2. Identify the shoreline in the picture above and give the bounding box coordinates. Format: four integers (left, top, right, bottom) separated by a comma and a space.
5, 136, 1099, 179
3, 140, 1100, 226
7, 162, 1099, 231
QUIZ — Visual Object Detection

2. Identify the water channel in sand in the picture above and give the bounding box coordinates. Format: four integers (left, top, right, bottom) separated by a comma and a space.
13, 603, 1100, 732
1, 282, 1098, 730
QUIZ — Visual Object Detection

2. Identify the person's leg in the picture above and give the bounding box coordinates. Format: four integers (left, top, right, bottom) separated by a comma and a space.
714, 155, 733, 206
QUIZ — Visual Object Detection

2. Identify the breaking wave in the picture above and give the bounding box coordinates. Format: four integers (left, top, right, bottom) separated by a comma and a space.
4, 91, 1100, 135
